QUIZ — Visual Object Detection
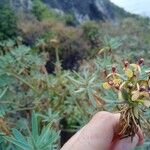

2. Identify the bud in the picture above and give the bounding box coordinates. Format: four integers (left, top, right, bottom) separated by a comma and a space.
112, 66, 116, 73
139, 86, 146, 92
124, 61, 129, 68
128, 83, 134, 89
50, 38, 59, 48
115, 84, 120, 90
103, 69, 107, 77
108, 80, 114, 86
138, 58, 144, 66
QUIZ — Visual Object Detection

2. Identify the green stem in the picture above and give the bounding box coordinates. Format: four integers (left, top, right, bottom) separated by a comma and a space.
0, 87, 8, 99
55, 47, 60, 64
9, 107, 35, 113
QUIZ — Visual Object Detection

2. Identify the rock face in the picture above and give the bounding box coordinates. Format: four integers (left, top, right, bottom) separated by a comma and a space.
9, 0, 127, 22
43, 0, 126, 22
10, 0, 32, 12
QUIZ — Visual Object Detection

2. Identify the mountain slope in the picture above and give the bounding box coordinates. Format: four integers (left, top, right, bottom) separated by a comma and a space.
10, 0, 129, 22
43, 0, 128, 22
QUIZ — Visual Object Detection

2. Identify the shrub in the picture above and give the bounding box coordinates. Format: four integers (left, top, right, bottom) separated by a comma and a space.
32, 0, 62, 21
2, 112, 59, 150
82, 21, 101, 46
0, 0, 17, 40
64, 14, 76, 26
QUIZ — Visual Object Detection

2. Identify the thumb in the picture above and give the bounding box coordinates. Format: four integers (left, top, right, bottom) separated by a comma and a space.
112, 135, 139, 150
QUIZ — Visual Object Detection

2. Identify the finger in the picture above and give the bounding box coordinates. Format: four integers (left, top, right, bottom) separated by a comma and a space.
111, 123, 144, 149
82, 112, 120, 150
112, 135, 139, 150
61, 111, 120, 150
61, 126, 86, 150
137, 127, 144, 146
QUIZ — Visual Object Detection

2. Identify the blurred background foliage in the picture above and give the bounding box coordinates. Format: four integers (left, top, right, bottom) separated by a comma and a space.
0, 0, 150, 149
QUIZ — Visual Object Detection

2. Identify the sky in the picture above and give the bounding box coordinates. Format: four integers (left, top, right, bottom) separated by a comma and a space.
110, 0, 150, 17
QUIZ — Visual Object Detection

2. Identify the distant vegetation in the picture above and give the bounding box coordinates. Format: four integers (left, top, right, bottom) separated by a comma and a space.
0, 0, 150, 149
0, 0, 17, 40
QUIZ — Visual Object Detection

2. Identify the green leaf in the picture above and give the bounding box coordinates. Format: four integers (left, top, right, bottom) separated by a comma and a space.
4, 136, 31, 150
0, 87, 8, 99
12, 129, 28, 146
121, 89, 130, 101
133, 107, 139, 119
31, 111, 38, 140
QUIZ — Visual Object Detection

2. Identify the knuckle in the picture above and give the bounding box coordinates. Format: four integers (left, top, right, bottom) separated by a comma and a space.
92, 111, 113, 121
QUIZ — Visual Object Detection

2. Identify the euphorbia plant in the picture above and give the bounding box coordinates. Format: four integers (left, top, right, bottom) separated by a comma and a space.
103, 58, 150, 139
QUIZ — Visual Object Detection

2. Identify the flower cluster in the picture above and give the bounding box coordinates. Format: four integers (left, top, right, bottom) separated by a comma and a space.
103, 59, 150, 107
102, 58, 150, 138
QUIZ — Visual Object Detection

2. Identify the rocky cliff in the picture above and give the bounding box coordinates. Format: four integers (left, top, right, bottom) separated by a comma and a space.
9, 0, 128, 22
44, 0, 128, 22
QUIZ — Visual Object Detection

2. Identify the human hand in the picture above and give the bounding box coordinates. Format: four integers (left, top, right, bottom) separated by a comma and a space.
61, 111, 144, 150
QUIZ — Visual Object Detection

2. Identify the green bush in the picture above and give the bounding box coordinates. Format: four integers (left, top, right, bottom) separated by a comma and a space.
3, 112, 59, 150
64, 14, 76, 26
1, 1, 150, 149
0, 0, 17, 40
32, 0, 61, 21
82, 21, 100, 45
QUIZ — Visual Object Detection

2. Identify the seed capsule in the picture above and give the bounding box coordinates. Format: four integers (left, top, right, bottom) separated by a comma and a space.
132, 91, 140, 101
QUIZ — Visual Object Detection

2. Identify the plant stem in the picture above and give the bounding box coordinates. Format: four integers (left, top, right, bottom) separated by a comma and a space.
55, 47, 60, 64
